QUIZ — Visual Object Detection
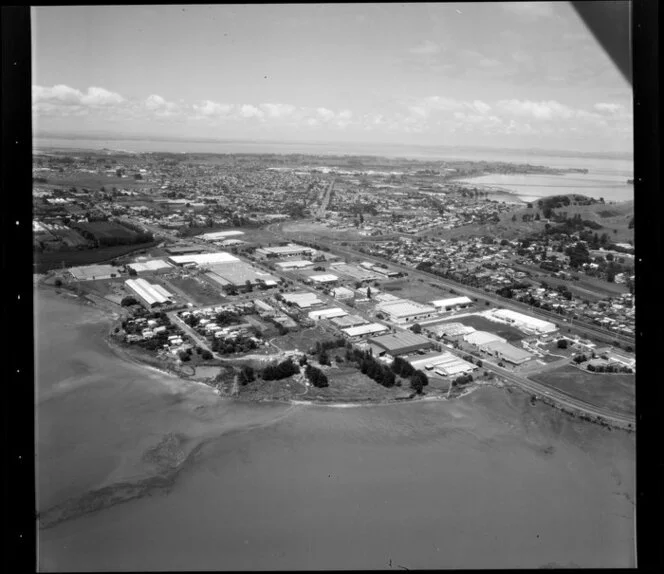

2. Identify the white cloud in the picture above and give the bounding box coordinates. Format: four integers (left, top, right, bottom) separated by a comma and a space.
409, 40, 441, 55
239, 104, 264, 119
192, 100, 233, 118
144, 94, 180, 117
471, 100, 491, 114
259, 102, 296, 118
81, 86, 125, 106
33, 84, 125, 107
496, 99, 575, 120
316, 107, 336, 121
594, 102, 627, 114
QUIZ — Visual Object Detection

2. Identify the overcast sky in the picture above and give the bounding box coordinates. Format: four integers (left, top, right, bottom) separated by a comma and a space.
31, 3, 633, 152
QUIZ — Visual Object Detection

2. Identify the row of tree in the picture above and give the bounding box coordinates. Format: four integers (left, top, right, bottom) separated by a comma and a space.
587, 363, 633, 374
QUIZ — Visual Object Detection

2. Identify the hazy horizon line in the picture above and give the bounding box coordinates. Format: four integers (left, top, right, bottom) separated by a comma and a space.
33, 130, 633, 160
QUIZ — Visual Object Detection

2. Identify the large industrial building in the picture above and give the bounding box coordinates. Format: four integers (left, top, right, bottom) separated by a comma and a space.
196, 230, 244, 241
127, 259, 173, 274
329, 314, 368, 328
255, 243, 316, 259
425, 322, 476, 338
463, 330, 506, 348
332, 286, 355, 300
275, 260, 313, 270
329, 262, 380, 281
308, 308, 348, 321
341, 323, 390, 339
484, 309, 557, 335
407, 351, 477, 376
282, 292, 323, 308
376, 299, 438, 324
481, 340, 532, 365
430, 296, 473, 312
309, 273, 339, 285
205, 261, 279, 287
125, 278, 173, 307
167, 251, 240, 267
368, 331, 433, 356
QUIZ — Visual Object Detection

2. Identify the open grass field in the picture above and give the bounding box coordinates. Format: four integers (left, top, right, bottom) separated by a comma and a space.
529, 364, 635, 415
280, 220, 366, 242
77, 278, 127, 298
73, 221, 140, 242
163, 275, 225, 306
236, 376, 308, 402
379, 278, 456, 304
304, 366, 403, 402
271, 326, 337, 353
34, 241, 159, 273
435, 313, 527, 342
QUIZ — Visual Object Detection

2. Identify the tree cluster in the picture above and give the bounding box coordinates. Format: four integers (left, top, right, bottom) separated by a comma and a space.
409, 370, 429, 394
211, 334, 257, 355
238, 365, 255, 385
452, 373, 473, 387
262, 358, 300, 381
305, 364, 329, 388
345, 347, 396, 388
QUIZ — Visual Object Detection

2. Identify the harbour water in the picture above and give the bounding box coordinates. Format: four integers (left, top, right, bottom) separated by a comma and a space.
36, 288, 635, 570
457, 171, 633, 204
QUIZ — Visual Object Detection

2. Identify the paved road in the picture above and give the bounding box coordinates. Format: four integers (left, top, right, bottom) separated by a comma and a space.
167, 310, 221, 359
315, 180, 335, 219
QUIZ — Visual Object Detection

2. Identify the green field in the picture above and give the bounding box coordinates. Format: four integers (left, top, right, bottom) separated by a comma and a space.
271, 326, 336, 353
529, 364, 634, 415
163, 276, 226, 306
304, 365, 404, 402
379, 278, 456, 304
236, 376, 308, 402
34, 241, 158, 273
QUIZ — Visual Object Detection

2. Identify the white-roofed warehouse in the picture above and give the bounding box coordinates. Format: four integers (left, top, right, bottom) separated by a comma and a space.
463, 330, 506, 347
308, 308, 348, 321
167, 251, 240, 267
485, 309, 557, 334
430, 296, 473, 312
125, 278, 173, 307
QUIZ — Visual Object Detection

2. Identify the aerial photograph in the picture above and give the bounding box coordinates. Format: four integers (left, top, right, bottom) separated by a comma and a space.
32, 3, 635, 570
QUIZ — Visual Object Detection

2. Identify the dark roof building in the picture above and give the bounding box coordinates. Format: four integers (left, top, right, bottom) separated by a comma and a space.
369, 332, 433, 356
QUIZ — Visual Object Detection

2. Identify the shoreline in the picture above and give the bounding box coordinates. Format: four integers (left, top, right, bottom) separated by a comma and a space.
35, 281, 635, 428
38, 281, 468, 408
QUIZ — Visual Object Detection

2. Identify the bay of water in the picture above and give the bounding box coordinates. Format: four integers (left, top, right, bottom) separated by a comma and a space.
458, 172, 633, 204
35, 288, 635, 570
